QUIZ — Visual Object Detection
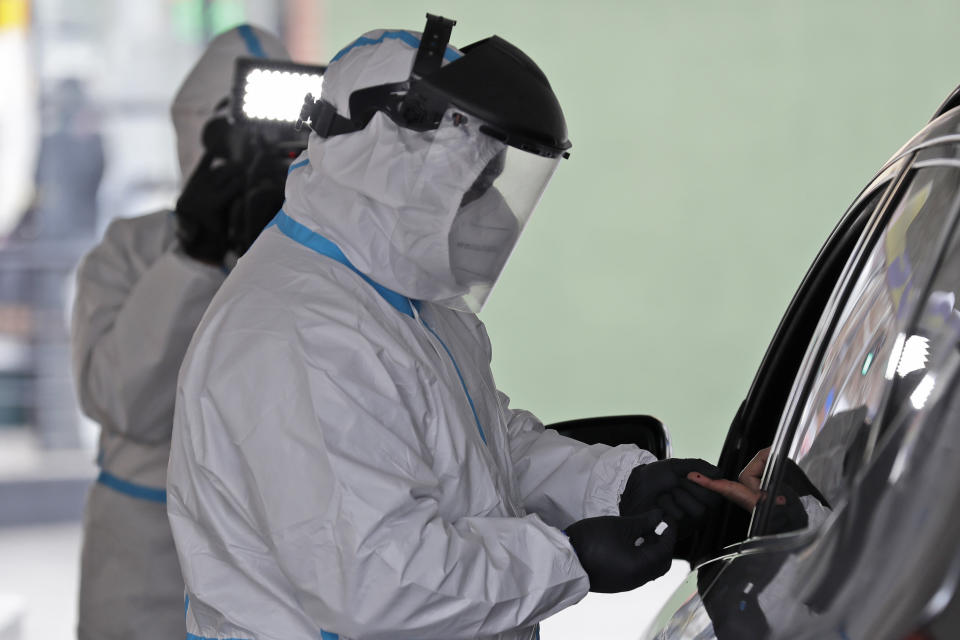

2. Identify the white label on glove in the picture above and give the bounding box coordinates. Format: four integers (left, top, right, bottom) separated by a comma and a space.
636, 521, 669, 546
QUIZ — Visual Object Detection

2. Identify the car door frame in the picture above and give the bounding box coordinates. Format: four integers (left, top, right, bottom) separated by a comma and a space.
683, 162, 903, 562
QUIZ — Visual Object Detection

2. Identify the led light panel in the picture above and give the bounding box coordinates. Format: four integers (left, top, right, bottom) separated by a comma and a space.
233, 57, 327, 125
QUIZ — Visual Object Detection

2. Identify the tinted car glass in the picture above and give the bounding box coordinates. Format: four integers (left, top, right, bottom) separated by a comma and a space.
749, 215, 960, 638
686, 166, 898, 561
835, 227, 960, 638
646, 170, 960, 640
757, 162, 960, 535
647, 105, 960, 640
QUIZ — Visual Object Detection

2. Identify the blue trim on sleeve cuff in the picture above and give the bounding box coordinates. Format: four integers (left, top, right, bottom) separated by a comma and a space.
96, 470, 167, 503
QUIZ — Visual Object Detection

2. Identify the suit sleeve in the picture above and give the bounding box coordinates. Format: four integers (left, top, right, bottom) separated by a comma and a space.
499, 391, 656, 529
467, 315, 655, 528
180, 321, 591, 640
71, 214, 224, 443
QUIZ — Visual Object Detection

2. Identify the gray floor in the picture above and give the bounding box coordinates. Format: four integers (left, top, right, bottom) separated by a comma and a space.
0, 430, 92, 639
0, 522, 82, 640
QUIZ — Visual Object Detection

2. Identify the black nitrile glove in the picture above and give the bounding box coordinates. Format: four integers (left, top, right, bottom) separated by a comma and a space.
765, 485, 810, 535
620, 459, 724, 530
226, 149, 287, 257
175, 151, 245, 264
566, 510, 676, 593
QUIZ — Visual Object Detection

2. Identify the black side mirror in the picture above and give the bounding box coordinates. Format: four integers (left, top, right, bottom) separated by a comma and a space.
548, 415, 671, 461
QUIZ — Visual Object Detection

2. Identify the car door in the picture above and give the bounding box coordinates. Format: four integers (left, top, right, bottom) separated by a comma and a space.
682, 155, 904, 566
645, 107, 960, 639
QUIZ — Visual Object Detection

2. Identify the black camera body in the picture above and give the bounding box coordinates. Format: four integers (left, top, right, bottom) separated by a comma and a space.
176, 116, 306, 265
175, 57, 325, 265
223, 122, 307, 259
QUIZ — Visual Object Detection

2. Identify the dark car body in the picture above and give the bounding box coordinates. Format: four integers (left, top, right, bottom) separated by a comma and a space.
644, 89, 960, 639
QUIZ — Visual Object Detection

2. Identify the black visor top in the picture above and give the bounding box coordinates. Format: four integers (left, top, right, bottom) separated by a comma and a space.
411, 34, 571, 157
301, 14, 571, 159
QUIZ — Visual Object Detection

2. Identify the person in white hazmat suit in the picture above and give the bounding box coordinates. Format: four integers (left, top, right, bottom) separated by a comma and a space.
167, 14, 723, 640
71, 25, 289, 640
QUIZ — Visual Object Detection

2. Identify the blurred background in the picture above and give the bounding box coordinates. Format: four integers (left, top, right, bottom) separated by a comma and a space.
2, 0, 960, 638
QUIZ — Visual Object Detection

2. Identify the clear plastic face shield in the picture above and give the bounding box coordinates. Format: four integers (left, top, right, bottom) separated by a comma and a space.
299, 14, 570, 311
443, 114, 562, 312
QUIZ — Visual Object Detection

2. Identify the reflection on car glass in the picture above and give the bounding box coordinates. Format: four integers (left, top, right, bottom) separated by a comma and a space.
784, 166, 960, 517
886, 227, 960, 415
650, 105, 960, 640
684, 352, 960, 640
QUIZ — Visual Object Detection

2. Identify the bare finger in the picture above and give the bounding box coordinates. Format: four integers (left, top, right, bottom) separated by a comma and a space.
687, 473, 761, 511
738, 447, 771, 491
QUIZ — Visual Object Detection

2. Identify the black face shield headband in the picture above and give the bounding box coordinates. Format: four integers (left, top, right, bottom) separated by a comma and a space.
296, 13, 571, 159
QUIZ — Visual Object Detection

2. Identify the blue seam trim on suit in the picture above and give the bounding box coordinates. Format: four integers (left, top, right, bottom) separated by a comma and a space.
288, 158, 310, 174
236, 25, 266, 58
331, 30, 462, 63
96, 470, 167, 503
266, 210, 416, 317
422, 321, 487, 444
266, 211, 487, 445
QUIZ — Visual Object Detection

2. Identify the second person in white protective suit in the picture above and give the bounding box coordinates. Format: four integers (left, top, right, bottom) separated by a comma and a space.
71, 25, 289, 640
167, 14, 723, 640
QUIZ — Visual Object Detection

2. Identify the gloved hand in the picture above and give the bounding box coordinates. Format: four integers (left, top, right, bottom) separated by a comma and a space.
226, 147, 288, 257
620, 459, 724, 532
765, 485, 809, 534
686, 448, 816, 536
175, 152, 244, 264
565, 509, 676, 593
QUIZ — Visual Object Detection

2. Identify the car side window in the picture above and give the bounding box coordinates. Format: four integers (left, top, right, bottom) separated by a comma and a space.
882, 205, 960, 427
756, 164, 960, 535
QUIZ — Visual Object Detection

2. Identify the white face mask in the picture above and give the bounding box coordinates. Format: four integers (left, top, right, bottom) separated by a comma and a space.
448, 187, 520, 287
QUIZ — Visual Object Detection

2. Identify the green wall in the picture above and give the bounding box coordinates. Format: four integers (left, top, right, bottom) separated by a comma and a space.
321, 1, 960, 459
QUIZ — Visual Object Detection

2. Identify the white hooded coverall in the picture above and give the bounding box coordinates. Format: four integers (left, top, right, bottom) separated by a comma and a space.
71, 25, 287, 640
167, 30, 655, 640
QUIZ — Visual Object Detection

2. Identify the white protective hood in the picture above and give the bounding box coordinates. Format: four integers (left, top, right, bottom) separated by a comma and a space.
282, 30, 506, 304
170, 24, 289, 182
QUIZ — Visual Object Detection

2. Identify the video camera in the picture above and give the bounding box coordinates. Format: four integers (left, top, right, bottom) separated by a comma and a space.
228, 57, 326, 257
185, 57, 326, 264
